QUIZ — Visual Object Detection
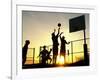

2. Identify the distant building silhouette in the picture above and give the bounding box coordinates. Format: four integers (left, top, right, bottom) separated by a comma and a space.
22, 40, 30, 65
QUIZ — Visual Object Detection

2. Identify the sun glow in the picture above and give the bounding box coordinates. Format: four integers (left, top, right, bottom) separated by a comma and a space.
57, 56, 65, 65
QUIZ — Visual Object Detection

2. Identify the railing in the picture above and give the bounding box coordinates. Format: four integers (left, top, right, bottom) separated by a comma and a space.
25, 38, 90, 64
25, 48, 35, 64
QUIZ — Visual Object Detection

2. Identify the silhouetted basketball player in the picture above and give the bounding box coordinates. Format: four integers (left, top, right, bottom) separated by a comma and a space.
22, 40, 30, 65
52, 28, 60, 64
39, 46, 48, 64
60, 36, 70, 64
46, 48, 52, 64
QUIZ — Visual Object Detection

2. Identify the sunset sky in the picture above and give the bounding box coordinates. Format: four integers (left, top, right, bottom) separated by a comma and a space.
22, 11, 89, 64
